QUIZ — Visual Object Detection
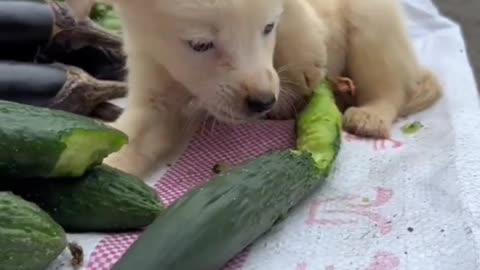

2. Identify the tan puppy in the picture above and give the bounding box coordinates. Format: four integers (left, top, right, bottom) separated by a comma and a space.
103, 0, 442, 178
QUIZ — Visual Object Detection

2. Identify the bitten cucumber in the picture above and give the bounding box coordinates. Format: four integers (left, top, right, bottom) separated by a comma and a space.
296, 79, 342, 171
111, 80, 342, 270
0, 192, 67, 270
0, 100, 127, 178
3, 165, 164, 232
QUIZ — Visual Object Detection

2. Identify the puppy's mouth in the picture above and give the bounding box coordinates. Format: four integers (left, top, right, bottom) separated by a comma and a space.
207, 105, 267, 124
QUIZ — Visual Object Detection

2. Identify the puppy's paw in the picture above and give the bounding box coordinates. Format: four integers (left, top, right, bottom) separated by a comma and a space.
343, 107, 391, 138
284, 59, 327, 91
103, 146, 154, 179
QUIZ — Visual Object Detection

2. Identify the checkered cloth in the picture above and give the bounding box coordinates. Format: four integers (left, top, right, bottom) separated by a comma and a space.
86, 120, 296, 270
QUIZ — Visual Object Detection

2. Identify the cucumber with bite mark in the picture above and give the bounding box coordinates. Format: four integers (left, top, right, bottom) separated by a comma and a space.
112, 80, 342, 270
0, 100, 127, 178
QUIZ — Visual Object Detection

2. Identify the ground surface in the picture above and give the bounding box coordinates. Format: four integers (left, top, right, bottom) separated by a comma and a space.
434, 0, 479, 85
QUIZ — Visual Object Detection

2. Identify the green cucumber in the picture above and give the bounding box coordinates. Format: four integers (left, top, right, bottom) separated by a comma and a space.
0, 100, 127, 178
112, 80, 342, 270
0, 192, 67, 270
3, 165, 164, 232
113, 151, 324, 270
296, 80, 342, 171
91, 3, 122, 34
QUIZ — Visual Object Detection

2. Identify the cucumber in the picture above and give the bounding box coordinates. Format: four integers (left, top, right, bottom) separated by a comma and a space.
3, 165, 164, 232
0, 192, 67, 270
112, 80, 342, 270
0, 100, 128, 178
90, 3, 123, 34
113, 151, 324, 270
296, 80, 342, 171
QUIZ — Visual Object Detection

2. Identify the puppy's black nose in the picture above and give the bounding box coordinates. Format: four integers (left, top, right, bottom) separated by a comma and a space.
246, 95, 276, 113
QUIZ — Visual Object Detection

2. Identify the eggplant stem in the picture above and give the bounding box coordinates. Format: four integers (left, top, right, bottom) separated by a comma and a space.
46, 0, 122, 49
47, 63, 127, 117
38, 0, 126, 81
91, 102, 124, 122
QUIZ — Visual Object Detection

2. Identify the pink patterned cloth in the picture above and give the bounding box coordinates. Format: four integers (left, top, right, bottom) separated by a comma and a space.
87, 120, 296, 270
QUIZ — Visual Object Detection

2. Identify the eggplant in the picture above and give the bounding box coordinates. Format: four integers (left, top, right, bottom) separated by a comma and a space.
0, 0, 126, 81
0, 61, 66, 106
0, 1, 53, 45
0, 1, 54, 61
0, 61, 126, 121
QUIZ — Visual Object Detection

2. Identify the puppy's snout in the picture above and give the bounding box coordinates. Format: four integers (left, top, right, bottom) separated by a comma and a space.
239, 68, 279, 114
246, 94, 276, 113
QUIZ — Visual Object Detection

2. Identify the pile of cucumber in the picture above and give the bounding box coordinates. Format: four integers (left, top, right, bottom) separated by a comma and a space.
0, 74, 341, 270
0, 101, 164, 270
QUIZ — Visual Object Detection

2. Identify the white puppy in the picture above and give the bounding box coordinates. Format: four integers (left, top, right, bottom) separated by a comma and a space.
103, 0, 442, 178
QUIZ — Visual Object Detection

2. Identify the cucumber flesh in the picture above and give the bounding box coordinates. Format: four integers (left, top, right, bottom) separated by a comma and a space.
296, 80, 342, 171
0, 100, 127, 178
53, 129, 127, 177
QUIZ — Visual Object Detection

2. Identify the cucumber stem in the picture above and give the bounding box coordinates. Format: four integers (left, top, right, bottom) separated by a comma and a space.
67, 242, 84, 270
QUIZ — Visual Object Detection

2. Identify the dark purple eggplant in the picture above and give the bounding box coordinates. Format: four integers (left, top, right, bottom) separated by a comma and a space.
0, 61, 66, 106
0, 1, 54, 61
0, 61, 126, 121
0, 0, 126, 81
0, 1, 53, 45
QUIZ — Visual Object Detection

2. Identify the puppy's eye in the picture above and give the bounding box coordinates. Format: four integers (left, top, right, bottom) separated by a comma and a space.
263, 23, 275, 35
187, 40, 215, 52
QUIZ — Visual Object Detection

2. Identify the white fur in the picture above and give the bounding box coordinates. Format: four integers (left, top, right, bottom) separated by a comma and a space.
103, 0, 442, 178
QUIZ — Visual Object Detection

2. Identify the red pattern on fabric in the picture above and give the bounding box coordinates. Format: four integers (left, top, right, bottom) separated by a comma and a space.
87, 120, 296, 270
